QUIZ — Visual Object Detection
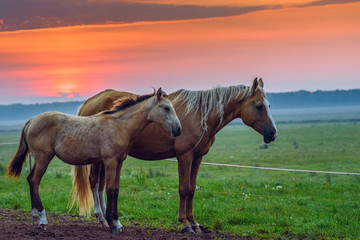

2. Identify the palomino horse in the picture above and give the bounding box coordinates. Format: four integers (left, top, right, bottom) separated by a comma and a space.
7, 88, 181, 234
72, 78, 277, 233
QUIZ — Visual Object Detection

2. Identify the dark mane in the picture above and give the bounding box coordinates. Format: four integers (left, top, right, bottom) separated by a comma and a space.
103, 92, 155, 115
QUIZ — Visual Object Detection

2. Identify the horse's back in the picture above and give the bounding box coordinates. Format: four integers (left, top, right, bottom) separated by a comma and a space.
79, 90, 137, 116
23, 111, 68, 154
77, 89, 205, 160
28, 111, 64, 130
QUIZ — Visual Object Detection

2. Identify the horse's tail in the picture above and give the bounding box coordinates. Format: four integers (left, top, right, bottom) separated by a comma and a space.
70, 165, 94, 216
69, 102, 94, 216
7, 121, 30, 178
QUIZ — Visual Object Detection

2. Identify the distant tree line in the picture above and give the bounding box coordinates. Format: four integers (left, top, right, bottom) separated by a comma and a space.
267, 89, 360, 109
0, 89, 359, 121
0, 101, 84, 121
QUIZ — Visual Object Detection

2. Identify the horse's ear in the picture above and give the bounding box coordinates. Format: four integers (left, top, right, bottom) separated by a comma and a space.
156, 87, 163, 100
258, 78, 264, 88
251, 77, 258, 93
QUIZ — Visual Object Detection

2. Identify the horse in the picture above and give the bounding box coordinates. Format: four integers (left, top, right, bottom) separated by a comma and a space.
7, 88, 181, 234
72, 77, 278, 233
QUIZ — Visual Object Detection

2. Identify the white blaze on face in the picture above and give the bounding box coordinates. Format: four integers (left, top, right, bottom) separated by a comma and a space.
165, 119, 173, 128
164, 100, 179, 132
167, 101, 176, 122
264, 98, 277, 133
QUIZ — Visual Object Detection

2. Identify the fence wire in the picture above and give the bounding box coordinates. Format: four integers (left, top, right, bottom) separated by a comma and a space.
1, 141, 360, 175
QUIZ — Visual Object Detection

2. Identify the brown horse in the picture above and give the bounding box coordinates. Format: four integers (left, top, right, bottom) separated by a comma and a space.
7, 88, 181, 234
72, 78, 277, 233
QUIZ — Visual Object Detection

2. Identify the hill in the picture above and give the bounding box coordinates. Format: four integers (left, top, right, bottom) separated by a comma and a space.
0, 101, 83, 121
0, 89, 359, 121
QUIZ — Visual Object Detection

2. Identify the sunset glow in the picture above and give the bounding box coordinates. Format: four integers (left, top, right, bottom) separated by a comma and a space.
0, 0, 359, 104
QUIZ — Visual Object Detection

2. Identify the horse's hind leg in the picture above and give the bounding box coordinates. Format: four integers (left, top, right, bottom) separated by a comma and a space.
89, 163, 108, 228
103, 157, 124, 234
27, 154, 53, 230
99, 162, 107, 215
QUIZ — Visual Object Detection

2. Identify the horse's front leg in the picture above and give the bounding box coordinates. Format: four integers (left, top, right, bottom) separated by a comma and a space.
103, 158, 119, 234
177, 152, 194, 233
186, 156, 203, 233
112, 160, 124, 232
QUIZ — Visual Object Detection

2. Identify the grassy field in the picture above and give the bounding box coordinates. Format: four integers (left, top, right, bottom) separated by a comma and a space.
0, 122, 360, 239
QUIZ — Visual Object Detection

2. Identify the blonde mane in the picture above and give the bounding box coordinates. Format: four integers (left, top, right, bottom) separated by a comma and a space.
172, 85, 252, 132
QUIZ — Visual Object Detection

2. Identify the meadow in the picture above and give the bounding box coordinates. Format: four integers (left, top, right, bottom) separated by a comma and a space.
0, 121, 360, 239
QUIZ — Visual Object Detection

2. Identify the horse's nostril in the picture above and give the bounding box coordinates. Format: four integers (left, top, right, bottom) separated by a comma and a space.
172, 126, 181, 137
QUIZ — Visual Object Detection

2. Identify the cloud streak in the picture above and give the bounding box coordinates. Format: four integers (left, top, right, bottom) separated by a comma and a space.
1, 0, 357, 32
297, 0, 360, 7
0, 0, 277, 32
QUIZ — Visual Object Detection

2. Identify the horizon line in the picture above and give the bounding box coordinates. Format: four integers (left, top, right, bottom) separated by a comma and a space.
1, 87, 359, 106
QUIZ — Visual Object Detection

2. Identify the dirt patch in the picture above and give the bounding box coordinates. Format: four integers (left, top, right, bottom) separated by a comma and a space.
0, 208, 246, 239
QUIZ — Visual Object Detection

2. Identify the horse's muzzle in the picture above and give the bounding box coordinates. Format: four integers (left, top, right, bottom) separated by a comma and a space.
172, 125, 182, 137
264, 131, 277, 143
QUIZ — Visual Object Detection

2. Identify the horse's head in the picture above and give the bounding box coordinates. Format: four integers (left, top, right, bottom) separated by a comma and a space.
240, 78, 277, 143
148, 88, 182, 137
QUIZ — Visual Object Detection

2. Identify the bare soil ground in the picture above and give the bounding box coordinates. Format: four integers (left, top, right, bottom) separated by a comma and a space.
0, 209, 246, 239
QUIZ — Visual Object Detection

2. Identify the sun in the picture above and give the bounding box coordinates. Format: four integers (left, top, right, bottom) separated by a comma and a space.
58, 83, 79, 98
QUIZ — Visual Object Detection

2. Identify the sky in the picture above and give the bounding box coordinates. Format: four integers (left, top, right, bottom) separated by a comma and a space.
0, 0, 359, 104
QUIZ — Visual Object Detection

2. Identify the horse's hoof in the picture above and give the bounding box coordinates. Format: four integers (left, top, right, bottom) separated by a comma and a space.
110, 227, 119, 234
181, 227, 195, 234
191, 225, 202, 233
38, 224, 47, 231
118, 226, 124, 232
98, 220, 109, 229
198, 225, 211, 233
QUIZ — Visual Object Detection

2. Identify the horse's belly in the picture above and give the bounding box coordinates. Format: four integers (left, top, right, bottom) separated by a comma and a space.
58, 155, 102, 165
129, 149, 175, 161
55, 145, 101, 165
128, 131, 176, 160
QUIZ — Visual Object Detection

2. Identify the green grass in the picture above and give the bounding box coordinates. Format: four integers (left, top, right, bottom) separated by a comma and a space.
1, 122, 360, 238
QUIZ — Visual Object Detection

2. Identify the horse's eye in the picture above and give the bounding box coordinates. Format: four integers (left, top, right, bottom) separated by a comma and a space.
164, 107, 170, 112
256, 105, 262, 111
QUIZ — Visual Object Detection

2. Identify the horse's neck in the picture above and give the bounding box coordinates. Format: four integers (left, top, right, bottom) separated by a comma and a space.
169, 85, 250, 138
109, 102, 151, 140
204, 97, 245, 137
206, 108, 235, 137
